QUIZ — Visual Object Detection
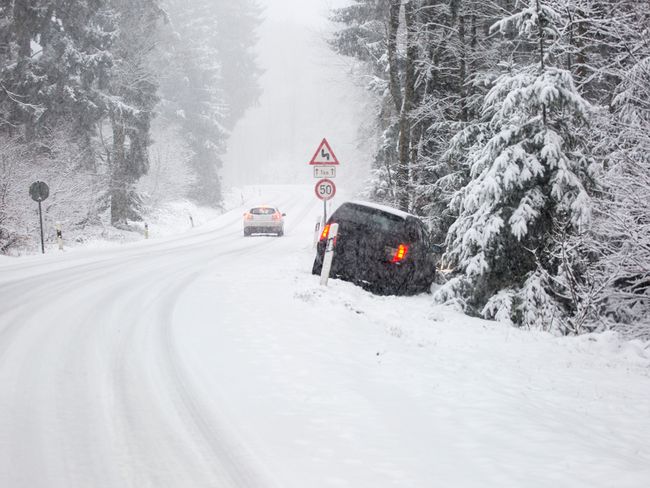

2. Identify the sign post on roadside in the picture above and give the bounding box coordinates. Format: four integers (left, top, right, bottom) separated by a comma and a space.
29, 181, 49, 254
309, 138, 340, 223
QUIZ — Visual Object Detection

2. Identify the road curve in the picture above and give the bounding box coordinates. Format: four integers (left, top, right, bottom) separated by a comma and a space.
0, 185, 319, 488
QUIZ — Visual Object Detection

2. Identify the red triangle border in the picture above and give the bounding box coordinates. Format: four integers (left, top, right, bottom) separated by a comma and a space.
309, 138, 340, 165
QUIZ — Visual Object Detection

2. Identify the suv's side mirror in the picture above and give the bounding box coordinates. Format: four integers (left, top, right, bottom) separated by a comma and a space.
282, 213, 286, 217
431, 244, 445, 254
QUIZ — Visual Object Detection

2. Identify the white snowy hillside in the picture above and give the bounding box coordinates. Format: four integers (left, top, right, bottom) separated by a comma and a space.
1, 186, 649, 488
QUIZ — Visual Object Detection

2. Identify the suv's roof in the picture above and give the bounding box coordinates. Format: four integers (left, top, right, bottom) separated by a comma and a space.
347, 200, 415, 221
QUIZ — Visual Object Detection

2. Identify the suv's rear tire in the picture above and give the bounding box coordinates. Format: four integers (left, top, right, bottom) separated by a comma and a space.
244, 228, 251, 236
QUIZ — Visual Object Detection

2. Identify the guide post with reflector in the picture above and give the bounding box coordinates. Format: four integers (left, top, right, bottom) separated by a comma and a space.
313, 217, 322, 249
320, 223, 339, 286
56, 222, 63, 251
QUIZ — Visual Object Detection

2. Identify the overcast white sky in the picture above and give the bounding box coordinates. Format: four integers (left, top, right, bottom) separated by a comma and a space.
223, 0, 374, 193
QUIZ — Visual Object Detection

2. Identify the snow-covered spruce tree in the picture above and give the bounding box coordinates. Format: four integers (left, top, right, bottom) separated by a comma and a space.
411, 0, 509, 243
436, 0, 596, 332
106, 0, 164, 225
330, 0, 400, 206
0, 1, 115, 143
0, 1, 117, 249
0, 0, 45, 132
211, 0, 262, 131
548, 1, 650, 339
154, 0, 261, 208
157, 0, 228, 207
586, 52, 650, 339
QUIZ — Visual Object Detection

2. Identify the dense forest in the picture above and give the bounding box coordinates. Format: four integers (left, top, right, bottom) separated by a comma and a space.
331, 0, 649, 338
0, 0, 261, 250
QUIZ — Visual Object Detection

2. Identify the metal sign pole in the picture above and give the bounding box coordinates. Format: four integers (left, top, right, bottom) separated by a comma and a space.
310, 139, 338, 229
29, 181, 50, 254
38, 200, 45, 254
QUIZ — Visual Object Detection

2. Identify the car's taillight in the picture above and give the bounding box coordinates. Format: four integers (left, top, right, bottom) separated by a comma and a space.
245, 213, 253, 220
320, 223, 331, 241
389, 244, 408, 263
272, 212, 281, 220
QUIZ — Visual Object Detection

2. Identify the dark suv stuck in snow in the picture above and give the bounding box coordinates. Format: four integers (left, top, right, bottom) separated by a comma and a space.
312, 201, 440, 295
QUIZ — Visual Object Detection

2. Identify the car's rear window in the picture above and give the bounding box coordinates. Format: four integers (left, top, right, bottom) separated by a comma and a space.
333, 204, 406, 233
250, 207, 276, 215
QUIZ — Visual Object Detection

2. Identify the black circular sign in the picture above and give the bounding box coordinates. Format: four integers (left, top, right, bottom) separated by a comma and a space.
29, 181, 50, 202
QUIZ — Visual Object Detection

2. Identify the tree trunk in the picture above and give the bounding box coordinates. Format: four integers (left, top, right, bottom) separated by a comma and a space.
13, 1, 32, 61
536, 0, 547, 125
396, 0, 416, 212
110, 114, 128, 225
459, 13, 468, 122
387, 0, 402, 114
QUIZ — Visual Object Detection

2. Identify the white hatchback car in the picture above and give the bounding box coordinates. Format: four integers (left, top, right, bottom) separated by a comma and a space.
243, 206, 285, 236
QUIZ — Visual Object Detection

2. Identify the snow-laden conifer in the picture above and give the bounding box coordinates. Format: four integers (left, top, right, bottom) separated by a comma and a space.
437, 0, 596, 332
585, 53, 650, 339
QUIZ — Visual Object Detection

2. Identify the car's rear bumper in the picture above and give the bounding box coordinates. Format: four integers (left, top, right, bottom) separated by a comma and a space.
333, 260, 412, 290
244, 220, 282, 228
244, 223, 283, 234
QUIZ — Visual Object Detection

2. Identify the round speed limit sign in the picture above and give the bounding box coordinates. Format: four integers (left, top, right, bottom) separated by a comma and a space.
315, 178, 336, 201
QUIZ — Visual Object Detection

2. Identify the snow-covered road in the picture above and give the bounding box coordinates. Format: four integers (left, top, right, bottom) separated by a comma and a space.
1, 185, 649, 488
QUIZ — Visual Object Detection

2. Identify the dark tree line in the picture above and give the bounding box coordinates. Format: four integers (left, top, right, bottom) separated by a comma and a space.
331, 0, 650, 338
0, 0, 261, 242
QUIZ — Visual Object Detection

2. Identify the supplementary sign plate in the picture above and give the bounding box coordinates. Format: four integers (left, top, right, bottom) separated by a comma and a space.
314, 166, 336, 178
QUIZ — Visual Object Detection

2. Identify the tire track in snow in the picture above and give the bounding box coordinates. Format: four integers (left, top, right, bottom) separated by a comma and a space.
0, 186, 314, 487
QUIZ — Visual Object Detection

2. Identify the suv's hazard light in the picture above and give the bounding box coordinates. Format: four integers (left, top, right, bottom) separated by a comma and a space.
320, 223, 331, 241
389, 244, 408, 263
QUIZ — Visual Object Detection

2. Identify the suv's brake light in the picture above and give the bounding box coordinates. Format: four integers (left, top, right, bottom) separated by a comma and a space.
272, 212, 282, 220
389, 244, 408, 263
320, 223, 331, 241
245, 213, 253, 220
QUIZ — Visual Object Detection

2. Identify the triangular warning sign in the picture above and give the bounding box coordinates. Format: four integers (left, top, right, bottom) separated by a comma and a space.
309, 138, 340, 165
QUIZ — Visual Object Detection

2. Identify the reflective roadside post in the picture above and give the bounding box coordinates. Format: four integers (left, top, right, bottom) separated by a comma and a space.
144, 223, 149, 239
313, 217, 322, 248
320, 223, 339, 286
29, 181, 49, 254
56, 222, 63, 251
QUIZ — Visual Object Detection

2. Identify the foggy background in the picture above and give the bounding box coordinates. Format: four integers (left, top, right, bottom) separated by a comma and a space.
223, 0, 375, 193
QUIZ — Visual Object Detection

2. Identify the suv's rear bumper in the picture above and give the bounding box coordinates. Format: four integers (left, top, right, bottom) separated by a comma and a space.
312, 244, 425, 295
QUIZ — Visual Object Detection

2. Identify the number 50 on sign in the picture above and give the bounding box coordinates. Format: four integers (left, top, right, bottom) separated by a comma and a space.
315, 178, 336, 201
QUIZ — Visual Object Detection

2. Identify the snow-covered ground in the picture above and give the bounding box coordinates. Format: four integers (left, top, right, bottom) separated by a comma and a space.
0, 185, 649, 488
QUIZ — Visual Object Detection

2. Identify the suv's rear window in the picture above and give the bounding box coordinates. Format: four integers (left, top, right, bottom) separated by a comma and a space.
334, 204, 405, 233
250, 207, 276, 215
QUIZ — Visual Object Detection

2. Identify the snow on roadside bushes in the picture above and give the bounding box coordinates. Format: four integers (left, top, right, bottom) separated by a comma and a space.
2, 186, 261, 257
3, 199, 221, 256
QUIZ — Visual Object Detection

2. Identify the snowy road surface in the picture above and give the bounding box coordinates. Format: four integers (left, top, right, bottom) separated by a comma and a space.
1, 185, 650, 488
